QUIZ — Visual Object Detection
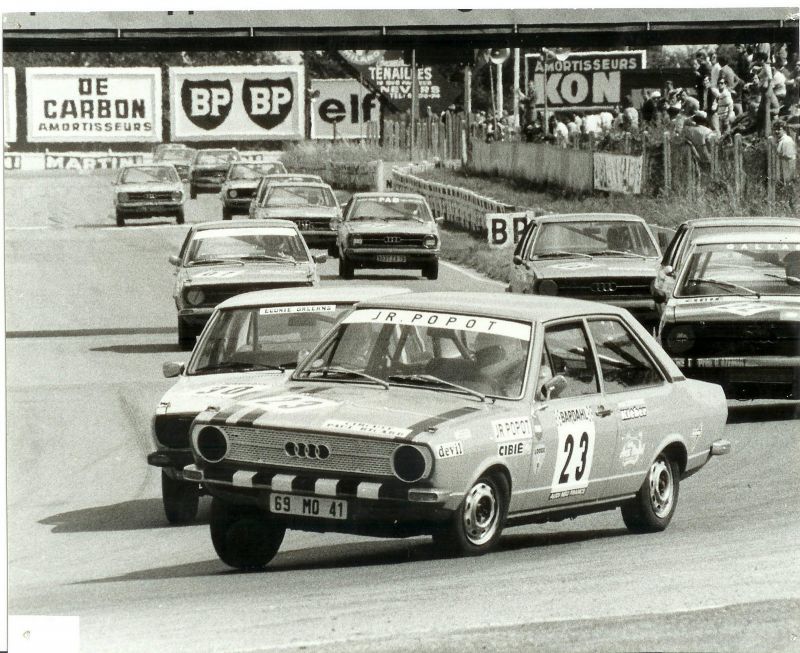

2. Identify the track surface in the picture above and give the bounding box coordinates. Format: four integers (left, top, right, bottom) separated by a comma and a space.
5, 170, 800, 653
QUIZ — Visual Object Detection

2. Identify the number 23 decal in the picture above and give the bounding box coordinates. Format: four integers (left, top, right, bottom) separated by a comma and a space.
551, 418, 596, 494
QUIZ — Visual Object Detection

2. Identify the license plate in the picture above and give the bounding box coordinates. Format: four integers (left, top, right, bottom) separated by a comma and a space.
377, 254, 406, 263
269, 493, 348, 520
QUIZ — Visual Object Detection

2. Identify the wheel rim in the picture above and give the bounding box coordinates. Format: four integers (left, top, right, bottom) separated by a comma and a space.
649, 457, 674, 518
462, 481, 499, 546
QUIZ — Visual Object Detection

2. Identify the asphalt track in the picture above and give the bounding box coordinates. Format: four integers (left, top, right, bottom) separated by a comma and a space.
5, 170, 800, 653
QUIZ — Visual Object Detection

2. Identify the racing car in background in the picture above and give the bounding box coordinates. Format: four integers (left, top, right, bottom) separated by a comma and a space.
248, 174, 325, 219
112, 163, 185, 227
220, 161, 288, 220
189, 148, 240, 198
153, 145, 196, 182
148, 285, 409, 523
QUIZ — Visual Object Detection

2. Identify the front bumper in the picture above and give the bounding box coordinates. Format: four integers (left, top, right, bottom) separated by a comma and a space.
344, 247, 439, 267
672, 355, 800, 398
177, 307, 214, 328
191, 174, 226, 190
221, 197, 254, 211
117, 202, 183, 215
300, 230, 337, 246
147, 449, 194, 474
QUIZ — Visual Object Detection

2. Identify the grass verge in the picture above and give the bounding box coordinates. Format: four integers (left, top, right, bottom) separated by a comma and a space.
438, 226, 515, 285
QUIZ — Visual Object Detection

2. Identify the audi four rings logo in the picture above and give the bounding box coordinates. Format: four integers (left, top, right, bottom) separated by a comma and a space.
298, 221, 310, 230
385, 236, 401, 244
284, 441, 331, 459
591, 282, 618, 293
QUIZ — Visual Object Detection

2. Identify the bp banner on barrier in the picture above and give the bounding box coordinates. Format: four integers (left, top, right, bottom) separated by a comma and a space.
525, 51, 646, 111
486, 212, 537, 248
593, 153, 643, 195
169, 66, 304, 141
310, 79, 380, 140
26, 68, 162, 143
4, 68, 17, 143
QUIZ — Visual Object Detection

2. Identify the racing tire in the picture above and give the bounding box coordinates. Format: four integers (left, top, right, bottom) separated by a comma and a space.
338, 254, 354, 280
161, 470, 199, 524
210, 498, 285, 570
621, 453, 680, 533
222, 207, 233, 221
189, 185, 198, 200
178, 318, 195, 352
433, 473, 508, 556
115, 210, 125, 227
174, 208, 185, 225
422, 260, 439, 281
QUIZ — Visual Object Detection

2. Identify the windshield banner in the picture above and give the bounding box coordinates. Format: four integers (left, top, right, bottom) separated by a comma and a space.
344, 309, 531, 340
260, 305, 337, 315
26, 67, 162, 143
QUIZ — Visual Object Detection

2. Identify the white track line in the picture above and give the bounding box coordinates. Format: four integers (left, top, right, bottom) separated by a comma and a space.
440, 260, 506, 288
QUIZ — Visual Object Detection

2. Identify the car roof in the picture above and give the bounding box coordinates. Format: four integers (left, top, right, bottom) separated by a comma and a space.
266, 181, 332, 189
216, 285, 412, 310
692, 229, 800, 245
191, 219, 300, 232
196, 148, 238, 153
351, 192, 426, 200
121, 163, 177, 169
356, 291, 628, 322
684, 216, 800, 228
537, 213, 645, 223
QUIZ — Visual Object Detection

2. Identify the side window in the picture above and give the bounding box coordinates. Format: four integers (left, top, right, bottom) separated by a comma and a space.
587, 319, 664, 393
542, 323, 600, 398
178, 230, 194, 259
513, 221, 535, 258
663, 226, 687, 266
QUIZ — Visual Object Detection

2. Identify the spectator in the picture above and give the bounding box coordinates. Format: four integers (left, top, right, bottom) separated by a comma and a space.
772, 56, 788, 108
709, 51, 722, 87
549, 115, 569, 147
774, 120, 797, 183
598, 109, 614, 131
695, 50, 712, 97
684, 111, 714, 164
641, 90, 660, 123
717, 55, 742, 113
735, 44, 753, 84
716, 78, 735, 134
699, 75, 719, 131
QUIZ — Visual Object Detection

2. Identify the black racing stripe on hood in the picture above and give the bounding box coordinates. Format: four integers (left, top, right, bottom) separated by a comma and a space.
406, 407, 481, 440
226, 408, 267, 427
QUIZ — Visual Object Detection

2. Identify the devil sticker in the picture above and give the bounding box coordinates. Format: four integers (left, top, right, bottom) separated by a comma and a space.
181, 79, 233, 130
242, 77, 294, 130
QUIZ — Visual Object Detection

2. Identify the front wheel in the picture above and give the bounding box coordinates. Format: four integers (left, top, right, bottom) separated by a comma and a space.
174, 208, 185, 225
161, 470, 199, 524
210, 498, 285, 570
338, 253, 354, 280
422, 260, 439, 280
222, 207, 232, 221
115, 210, 125, 227
178, 318, 195, 351
433, 474, 508, 556
189, 185, 198, 200
621, 454, 680, 533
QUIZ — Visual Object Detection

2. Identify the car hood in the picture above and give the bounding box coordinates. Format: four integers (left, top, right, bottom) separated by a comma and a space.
117, 183, 181, 193
528, 256, 659, 279
255, 207, 340, 219
198, 382, 489, 441
161, 371, 290, 414
182, 262, 314, 285
344, 220, 437, 235
670, 294, 800, 322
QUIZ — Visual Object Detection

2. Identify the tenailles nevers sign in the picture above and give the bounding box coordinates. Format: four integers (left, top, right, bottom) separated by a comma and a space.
310, 79, 380, 140
170, 66, 304, 141
26, 67, 162, 143
526, 51, 646, 110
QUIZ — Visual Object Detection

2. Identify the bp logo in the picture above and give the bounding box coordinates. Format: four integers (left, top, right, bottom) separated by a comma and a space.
181, 79, 233, 130
242, 77, 294, 130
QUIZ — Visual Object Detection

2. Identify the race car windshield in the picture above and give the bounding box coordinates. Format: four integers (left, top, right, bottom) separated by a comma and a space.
119, 166, 179, 184
531, 220, 659, 258
186, 228, 308, 265
295, 308, 532, 399
264, 186, 336, 208
188, 304, 352, 375
677, 241, 800, 297
348, 198, 433, 222
228, 163, 284, 180
196, 151, 237, 165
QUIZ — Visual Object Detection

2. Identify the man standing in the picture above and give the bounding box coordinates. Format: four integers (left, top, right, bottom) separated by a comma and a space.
774, 121, 797, 183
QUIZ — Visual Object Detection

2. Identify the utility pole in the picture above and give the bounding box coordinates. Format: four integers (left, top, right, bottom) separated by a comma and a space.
496, 62, 504, 115
410, 48, 418, 157
512, 48, 520, 127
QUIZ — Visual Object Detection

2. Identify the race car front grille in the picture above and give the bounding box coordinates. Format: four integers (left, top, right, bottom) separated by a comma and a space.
556, 277, 653, 298
358, 234, 427, 248
186, 281, 312, 307
292, 217, 332, 230
230, 188, 255, 199
154, 413, 196, 448
127, 191, 175, 202
222, 425, 398, 478
673, 321, 800, 358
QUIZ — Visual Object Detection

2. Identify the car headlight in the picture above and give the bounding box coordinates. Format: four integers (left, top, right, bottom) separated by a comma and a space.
171, 191, 182, 201
664, 324, 695, 354
193, 425, 228, 463
350, 235, 363, 247
228, 189, 238, 198
537, 279, 559, 296
423, 234, 438, 248
118, 192, 129, 202
391, 444, 432, 483
185, 289, 205, 306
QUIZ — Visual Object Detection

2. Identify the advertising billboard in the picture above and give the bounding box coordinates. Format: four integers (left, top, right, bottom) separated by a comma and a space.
4, 67, 17, 143
26, 67, 162, 143
310, 78, 380, 139
169, 66, 304, 141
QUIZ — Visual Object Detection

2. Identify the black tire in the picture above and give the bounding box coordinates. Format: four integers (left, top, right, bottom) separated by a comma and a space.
222, 207, 233, 221
433, 473, 508, 556
161, 470, 199, 524
174, 208, 185, 225
327, 245, 339, 259
210, 498, 285, 570
115, 210, 125, 227
190, 185, 198, 200
178, 318, 195, 351
338, 253, 354, 280
422, 260, 439, 280
621, 453, 680, 533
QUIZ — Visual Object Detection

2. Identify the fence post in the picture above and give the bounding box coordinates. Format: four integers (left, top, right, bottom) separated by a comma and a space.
767, 136, 776, 210
733, 133, 742, 202
624, 133, 631, 155
663, 131, 671, 195
461, 125, 468, 167
684, 144, 695, 201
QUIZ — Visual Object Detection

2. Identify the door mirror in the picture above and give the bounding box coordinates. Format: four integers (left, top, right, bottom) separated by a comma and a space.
296, 349, 311, 367
435, 216, 444, 224
162, 361, 184, 378
513, 254, 523, 266
313, 254, 328, 264
168, 255, 181, 266
664, 265, 674, 277
541, 374, 568, 401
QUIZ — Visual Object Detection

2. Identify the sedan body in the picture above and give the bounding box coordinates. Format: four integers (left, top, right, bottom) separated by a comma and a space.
248, 174, 325, 219
153, 148, 196, 182
113, 164, 185, 226
252, 182, 341, 248
170, 220, 322, 349
508, 213, 662, 328
190, 148, 241, 197
220, 161, 288, 219
184, 292, 729, 570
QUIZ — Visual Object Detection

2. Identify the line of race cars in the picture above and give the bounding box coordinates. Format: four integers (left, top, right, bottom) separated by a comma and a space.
139, 144, 796, 570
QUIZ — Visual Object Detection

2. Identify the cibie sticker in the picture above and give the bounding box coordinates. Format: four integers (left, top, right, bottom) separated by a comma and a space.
619, 404, 647, 421
238, 393, 339, 415
493, 417, 533, 442
550, 406, 595, 500
192, 269, 243, 278
323, 419, 411, 438
260, 304, 336, 315
193, 384, 277, 398
436, 441, 464, 459
619, 432, 645, 467
710, 302, 777, 317
498, 440, 530, 457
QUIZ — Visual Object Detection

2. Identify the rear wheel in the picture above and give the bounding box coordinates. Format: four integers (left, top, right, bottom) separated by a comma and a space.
189, 185, 198, 200
338, 253, 354, 280
621, 453, 680, 533
174, 208, 185, 225
210, 498, 285, 570
422, 260, 439, 280
161, 470, 199, 524
115, 210, 125, 227
178, 318, 195, 351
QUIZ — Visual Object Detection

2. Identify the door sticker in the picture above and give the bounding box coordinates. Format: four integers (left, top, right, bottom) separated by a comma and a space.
550, 406, 596, 500
619, 432, 645, 466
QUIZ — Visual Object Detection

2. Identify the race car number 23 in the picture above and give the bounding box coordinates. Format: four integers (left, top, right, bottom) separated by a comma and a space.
550, 407, 596, 500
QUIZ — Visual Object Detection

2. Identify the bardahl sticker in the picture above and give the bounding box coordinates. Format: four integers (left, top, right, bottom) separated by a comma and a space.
493, 416, 533, 441
260, 304, 336, 315
436, 441, 464, 459
555, 406, 594, 426
343, 309, 531, 341
323, 419, 411, 438
619, 404, 647, 421
498, 440, 531, 457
